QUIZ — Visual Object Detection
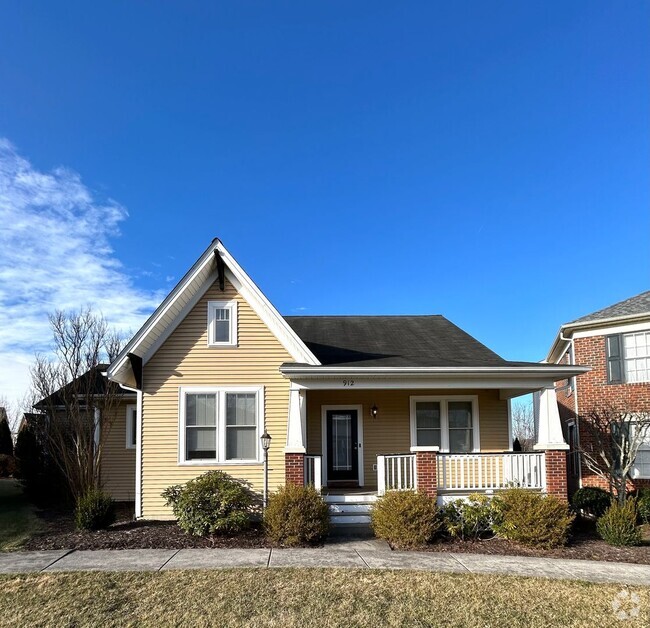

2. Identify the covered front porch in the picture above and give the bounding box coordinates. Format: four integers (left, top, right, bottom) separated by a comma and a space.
283, 370, 574, 507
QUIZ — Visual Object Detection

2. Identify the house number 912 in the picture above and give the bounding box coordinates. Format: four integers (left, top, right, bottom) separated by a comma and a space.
343, 380, 355, 387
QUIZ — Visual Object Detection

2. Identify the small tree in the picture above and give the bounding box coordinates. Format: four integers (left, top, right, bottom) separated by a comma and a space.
579, 404, 650, 505
511, 400, 535, 451
0, 409, 13, 456
30, 309, 124, 502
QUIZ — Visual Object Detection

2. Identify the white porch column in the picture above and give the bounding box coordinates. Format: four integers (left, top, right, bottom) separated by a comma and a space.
533, 387, 569, 450
285, 386, 307, 453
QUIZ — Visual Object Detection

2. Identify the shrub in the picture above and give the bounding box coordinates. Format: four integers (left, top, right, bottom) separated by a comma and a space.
264, 484, 329, 546
75, 489, 116, 531
597, 499, 642, 546
492, 488, 574, 549
371, 490, 440, 549
162, 471, 253, 537
571, 487, 611, 518
0, 454, 16, 478
442, 493, 495, 540
637, 491, 650, 524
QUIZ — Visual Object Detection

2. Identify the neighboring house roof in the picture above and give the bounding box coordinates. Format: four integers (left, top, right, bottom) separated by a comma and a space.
34, 364, 134, 408
546, 290, 650, 363
285, 315, 539, 368
568, 291, 650, 325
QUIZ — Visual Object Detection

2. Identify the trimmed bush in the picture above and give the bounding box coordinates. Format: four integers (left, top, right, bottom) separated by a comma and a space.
492, 488, 574, 549
597, 499, 642, 547
571, 487, 611, 518
0, 454, 16, 478
162, 471, 253, 537
637, 492, 650, 524
75, 489, 116, 531
442, 493, 495, 540
371, 490, 440, 549
264, 484, 329, 546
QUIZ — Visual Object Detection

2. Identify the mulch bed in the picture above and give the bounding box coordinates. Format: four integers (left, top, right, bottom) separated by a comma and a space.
23, 506, 650, 564
420, 520, 650, 565
24, 504, 269, 551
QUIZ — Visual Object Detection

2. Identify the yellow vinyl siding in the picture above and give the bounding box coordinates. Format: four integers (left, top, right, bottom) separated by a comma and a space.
100, 400, 136, 501
306, 389, 509, 488
141, 278, 292, 519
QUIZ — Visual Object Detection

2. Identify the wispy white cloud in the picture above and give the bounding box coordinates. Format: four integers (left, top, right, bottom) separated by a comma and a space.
0, 139, 163, 405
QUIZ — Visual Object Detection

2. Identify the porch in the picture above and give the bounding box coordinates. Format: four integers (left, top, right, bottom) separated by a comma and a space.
284, 383, 571, 510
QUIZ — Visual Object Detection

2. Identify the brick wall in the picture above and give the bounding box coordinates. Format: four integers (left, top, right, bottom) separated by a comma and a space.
285, 453, 305, 486
544, 450, 568, 501
414, 450, 437, 499
556, 333, 650, 492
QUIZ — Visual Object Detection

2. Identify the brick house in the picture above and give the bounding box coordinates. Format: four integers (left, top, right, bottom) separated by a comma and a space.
543, 291, 650, 495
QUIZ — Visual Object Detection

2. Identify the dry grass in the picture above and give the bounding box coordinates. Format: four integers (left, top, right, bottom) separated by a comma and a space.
0, 479, 40, 552
1, 568, 648, 627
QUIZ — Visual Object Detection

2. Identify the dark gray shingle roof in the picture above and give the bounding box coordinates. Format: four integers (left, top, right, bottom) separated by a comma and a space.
569, 291, 650, 325
284, 315, 539, 368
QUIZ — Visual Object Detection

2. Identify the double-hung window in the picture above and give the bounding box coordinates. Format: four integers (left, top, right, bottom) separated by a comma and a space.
208, 301, 238, 347
410, 396, 479, 453
607, 331, 650, 384
631, 420, 650, 479
180, 387, 263, 464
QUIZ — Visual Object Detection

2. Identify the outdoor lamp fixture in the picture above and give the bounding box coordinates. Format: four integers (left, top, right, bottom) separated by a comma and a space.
261, 430, 272, 508
370, 404, 379, 419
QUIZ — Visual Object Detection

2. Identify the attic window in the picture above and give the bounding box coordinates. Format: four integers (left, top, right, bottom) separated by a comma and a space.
208, 300, 237, 347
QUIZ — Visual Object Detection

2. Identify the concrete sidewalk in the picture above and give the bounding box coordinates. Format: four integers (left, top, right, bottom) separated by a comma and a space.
0, 539, 647, 585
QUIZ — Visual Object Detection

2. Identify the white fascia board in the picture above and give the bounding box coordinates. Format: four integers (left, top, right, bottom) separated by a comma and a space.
280, 365, 589, 379
215, 242, 320, 366
108, 239, 321, 386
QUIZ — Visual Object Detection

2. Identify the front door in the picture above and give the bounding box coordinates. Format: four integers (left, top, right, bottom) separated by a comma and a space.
326, 409, 359, 484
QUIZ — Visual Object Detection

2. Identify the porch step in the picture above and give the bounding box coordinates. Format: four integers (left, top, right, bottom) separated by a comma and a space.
323, 492, 377, 527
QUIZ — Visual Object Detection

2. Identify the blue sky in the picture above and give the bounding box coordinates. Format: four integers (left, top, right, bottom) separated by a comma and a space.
0, 2, 648, 403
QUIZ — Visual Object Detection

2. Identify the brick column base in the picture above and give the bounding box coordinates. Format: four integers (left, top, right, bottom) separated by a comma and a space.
285, 452, 306, 486
414, 449, 438, 499
544, 449, 568, 501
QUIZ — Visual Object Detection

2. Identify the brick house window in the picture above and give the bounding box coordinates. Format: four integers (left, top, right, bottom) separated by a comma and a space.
606, 331, 650, 384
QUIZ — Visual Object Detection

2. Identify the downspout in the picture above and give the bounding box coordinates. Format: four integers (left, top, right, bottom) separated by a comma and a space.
559, 328, 582, 487
120, 383, 143, 519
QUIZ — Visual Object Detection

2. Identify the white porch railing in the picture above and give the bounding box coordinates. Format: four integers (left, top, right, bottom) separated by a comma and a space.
305, 454, 322, 492
377, 454, 416, 496
438, 452, 545, 492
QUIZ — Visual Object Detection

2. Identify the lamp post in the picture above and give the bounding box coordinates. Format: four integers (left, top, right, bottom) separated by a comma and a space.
261, 430, 272, 508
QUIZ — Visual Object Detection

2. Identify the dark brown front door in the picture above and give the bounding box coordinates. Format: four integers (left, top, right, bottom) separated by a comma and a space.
326, 409, 359, 484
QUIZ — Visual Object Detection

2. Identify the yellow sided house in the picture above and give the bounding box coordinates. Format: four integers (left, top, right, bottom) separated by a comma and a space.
106, 239, 587, 526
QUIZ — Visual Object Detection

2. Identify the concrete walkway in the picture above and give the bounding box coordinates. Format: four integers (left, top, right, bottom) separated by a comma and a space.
0, 539, 647, 585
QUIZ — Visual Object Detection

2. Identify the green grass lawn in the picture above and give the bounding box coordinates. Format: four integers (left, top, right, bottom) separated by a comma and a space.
0, 479, 41, 551
0, 569, 648, 627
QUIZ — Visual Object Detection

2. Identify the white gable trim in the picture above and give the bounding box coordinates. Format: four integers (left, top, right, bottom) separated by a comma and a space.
108, 240, 319, 385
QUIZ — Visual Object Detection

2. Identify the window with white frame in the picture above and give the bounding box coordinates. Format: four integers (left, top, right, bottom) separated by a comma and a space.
410, 396, 479, 453
208, 300, 238, 346
180, 387, 263, 463
126, 404, 137, 449
607, 331, 650, 384
631, 421, 650, 479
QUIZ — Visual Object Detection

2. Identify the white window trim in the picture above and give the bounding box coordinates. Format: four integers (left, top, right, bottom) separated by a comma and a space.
178, 385, 264, 465
207, 300, 238, 347
630, 419, 650, 479
125, 404, 137, 449
622, 330, 650, 384
409, 395, 480, 453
